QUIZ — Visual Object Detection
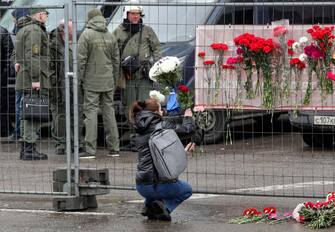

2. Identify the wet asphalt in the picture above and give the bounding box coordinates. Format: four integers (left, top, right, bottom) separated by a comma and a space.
0, 115, 335, 231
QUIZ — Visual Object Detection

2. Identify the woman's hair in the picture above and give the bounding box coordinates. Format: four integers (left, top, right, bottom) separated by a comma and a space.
129, 98, 160, 122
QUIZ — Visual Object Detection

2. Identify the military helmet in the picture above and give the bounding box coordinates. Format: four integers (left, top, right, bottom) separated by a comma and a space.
123, 4, 144, 19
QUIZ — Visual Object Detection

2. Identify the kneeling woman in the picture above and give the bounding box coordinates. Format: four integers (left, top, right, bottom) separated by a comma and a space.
130, 98, 196, 221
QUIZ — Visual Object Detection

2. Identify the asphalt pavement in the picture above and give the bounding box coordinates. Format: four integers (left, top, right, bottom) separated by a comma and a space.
0, 191, 332, 232
1, 116, 335, 231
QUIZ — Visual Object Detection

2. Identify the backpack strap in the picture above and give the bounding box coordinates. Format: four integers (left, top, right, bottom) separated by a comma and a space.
154, 121, 164, 131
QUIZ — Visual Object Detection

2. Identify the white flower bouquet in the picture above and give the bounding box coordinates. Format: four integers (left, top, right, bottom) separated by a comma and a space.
149, 56, 182, 88
149, 90, 165, 103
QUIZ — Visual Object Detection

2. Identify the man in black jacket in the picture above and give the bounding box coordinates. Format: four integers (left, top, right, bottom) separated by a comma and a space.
0, 26, 14, 137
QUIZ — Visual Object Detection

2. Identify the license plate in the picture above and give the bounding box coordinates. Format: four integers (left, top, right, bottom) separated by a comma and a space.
314, 116, 335, 126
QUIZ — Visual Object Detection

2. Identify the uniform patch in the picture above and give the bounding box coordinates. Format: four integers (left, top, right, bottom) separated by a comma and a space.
32, 44, 40, 54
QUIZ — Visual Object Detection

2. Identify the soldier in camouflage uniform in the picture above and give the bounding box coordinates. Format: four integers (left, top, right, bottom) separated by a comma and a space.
78, 9, 120, 158
49, 19, 85, 155
15, 8, 50, 160
111, 4, 161, 109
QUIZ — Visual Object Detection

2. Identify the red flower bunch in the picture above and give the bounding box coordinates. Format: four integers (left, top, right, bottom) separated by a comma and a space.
178, 84, 189, 93
304, 201, 332, 209
327, 192, 335, 202
273, 25, 288, 37
234, 33, 255, 48
210, 43, 229, 51
307, 25, 334, 44
177, 84, 193, 109
203, 60, 215, 65
289, 58, 306, 70
249, 37, 275, 54
287, 39, 295, 56
242, 208, 262, 217
198, 51, 206, 58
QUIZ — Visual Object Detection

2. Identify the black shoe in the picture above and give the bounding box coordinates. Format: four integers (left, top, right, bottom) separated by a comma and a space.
21, 151, 48, 161
141, 205, 157, 220
55, 148, 65, 155
20, 142, 48, 161
147, 200, 171, 221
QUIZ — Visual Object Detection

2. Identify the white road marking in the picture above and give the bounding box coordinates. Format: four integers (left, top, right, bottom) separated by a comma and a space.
228, 181, 335, 193
126, 194, 220, 203
0, 208, 113, 216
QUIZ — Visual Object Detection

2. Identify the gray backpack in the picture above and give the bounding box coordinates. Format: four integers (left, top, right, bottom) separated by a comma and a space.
149, 123, 187, 182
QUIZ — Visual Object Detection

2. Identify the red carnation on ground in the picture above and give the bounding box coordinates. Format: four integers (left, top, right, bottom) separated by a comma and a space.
263, 207, 276, 215
304, 202, 315, 208
242, 208, 262, 217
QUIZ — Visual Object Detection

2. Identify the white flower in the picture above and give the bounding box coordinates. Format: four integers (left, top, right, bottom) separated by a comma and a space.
149, 62, 161, 82
160, 56, 181, 73
292, 203, 304, 222
149, 90, 165, 103
149, 56, 181, 82
299, 53, 307, 62
292, 42, 300, 51
299, 36, 308, 44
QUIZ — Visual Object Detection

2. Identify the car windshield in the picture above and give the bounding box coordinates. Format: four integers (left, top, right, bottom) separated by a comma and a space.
108, 0, 216, 43
0, 0, 101, 32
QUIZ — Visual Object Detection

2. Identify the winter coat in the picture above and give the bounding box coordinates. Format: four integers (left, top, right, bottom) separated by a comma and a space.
112, 24, 161, 88
49, 27, 73, 104
134, 111, 195, 185
77, 15, 119, 92
15, 16, 50, 91
0, 26, 14, 88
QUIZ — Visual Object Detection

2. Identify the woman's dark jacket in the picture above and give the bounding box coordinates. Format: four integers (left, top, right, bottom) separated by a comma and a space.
134, 111, 196, 185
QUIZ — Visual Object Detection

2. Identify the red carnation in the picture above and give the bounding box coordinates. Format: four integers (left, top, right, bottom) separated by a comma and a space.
273, 25, 288, 37
198, 51, 206, 58
288, 49, 294, 55
222, 64, 235, 70
287, 39, 295, 47
263, 46, 272, 54
210, 43, 228, 51
203, 60, 215, 65
327, 72, 335, 81
178, 84, 189, 93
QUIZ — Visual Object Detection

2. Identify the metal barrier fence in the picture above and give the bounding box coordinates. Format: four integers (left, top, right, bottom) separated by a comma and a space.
1, 1, 335, 203
0, 4, 72, 197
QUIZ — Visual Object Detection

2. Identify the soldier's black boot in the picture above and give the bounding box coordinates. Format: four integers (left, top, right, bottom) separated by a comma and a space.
20, 142, 48, 161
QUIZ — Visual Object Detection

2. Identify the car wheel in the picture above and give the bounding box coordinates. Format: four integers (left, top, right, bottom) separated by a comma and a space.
302, 132, 334, 148
194, 109, 226, 145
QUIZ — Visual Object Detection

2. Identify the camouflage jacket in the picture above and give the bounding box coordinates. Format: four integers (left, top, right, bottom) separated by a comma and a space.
112, 23, 161, 88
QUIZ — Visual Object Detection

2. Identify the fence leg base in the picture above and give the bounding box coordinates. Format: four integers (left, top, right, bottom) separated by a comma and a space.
86, 196, 98, 208
53, 196, 88, 211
